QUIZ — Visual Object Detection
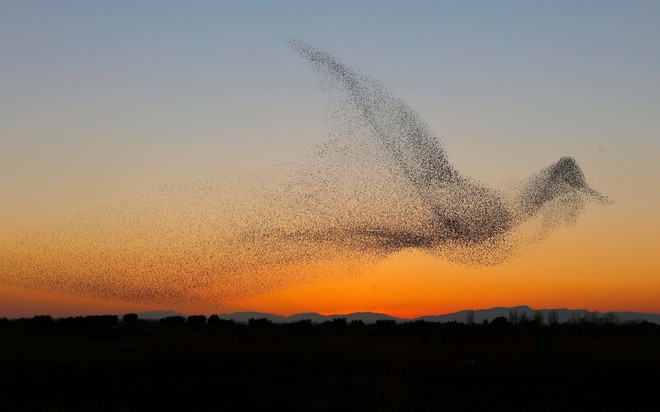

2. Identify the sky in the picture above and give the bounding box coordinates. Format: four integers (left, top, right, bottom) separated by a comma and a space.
1, 1, 659, 318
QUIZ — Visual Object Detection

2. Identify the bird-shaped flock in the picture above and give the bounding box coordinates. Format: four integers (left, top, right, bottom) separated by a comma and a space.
0, 40, 610, 305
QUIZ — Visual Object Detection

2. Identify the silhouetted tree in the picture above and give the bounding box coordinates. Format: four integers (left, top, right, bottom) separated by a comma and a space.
586, 312, 599, 323
548, 310, 559, 325
208, 315, 236, 328
351, 319, 365, 328
31, 315, 53, 324
58, 316, 85, 328
160, 316, 185, 325
296, 319, 312, 326
187, 315, 207, 325
289, 319, 312, 332
122, 313, 139, 324
466, 310, 475, 325
249, 317, 272, 328
519, 311, 529, 323
375, 319, 396, 329
508, 310, 519, 324
602, 313, 619, 325
322, 318, 347, 329
533, 311, 544, 325
84, 315, 118, 327
491, 316, 510, 327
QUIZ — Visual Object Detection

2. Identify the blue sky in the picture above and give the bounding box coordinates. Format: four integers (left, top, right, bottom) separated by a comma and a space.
1, 1, 659, 228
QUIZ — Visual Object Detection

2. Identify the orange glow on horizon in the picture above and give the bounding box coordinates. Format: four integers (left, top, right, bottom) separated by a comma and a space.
2, 204, 659, 318
233, 211, 660, 318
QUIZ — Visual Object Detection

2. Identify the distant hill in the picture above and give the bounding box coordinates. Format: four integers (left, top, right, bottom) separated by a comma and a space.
126, 306, 660, 324
421, 305, 660, 325
417, 305, 660, 324
215, 306, 660, 324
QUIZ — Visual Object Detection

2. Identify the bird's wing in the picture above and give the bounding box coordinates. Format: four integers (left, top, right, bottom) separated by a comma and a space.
289, 39, 460, 204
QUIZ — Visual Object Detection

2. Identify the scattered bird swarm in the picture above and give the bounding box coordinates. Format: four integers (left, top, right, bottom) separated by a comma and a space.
0, 40, 610, 305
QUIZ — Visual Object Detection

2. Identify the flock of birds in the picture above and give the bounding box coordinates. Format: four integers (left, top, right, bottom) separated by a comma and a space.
0, 40, 610, 305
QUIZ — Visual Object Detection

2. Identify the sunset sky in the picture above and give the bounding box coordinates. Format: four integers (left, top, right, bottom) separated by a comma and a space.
1, 2, 659, 318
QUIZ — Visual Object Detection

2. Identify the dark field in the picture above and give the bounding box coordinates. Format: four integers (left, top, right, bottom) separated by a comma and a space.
0, 316, 658, 411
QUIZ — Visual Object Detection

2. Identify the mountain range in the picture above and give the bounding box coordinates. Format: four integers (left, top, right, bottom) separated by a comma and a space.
137, 306, 660, 324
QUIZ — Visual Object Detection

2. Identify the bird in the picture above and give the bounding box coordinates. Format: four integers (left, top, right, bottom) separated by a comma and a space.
0, 40, 612, 306
288, 39, 610, 254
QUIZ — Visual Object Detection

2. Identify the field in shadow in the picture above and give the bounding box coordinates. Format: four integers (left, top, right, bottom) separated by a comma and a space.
0, 315, 658, 411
